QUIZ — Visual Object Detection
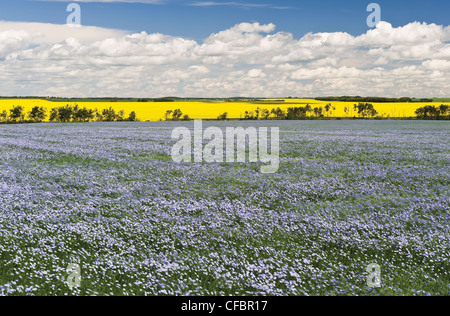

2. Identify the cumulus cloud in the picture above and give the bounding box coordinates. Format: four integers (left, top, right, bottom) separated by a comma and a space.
0, 20, 449, 97
0, 21, 128, 44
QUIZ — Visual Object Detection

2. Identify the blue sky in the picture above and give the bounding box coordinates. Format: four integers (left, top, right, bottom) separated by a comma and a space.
1, 0, 449, 40
0, 0, 449, 97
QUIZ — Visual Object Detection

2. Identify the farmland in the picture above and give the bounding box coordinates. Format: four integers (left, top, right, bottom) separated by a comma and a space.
1, 99, 448, 121
0, 120, 449, 296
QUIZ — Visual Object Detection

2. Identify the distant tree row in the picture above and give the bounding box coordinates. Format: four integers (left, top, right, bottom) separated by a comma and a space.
352, 103, 378, 118
138, 98, 176, 102
0, 104, 138, 124
239, 105, 325, 120
316, 96, 433, 103
0, 106, 46, 123
415, 105, 449, 120
214, 103, 379, 121
236, 103, 365, 120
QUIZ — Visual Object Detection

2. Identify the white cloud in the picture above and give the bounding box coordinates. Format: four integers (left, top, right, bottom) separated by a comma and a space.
1, 20, 450, 97
0, 30, 34, 59
248, 68, 266, 78
0, 21, 127, 45
356, 21, 448, 46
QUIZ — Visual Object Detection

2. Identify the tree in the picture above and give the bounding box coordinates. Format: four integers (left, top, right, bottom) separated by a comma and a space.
95, 109, 104, 122
244, 111, 255, 120
415, 105, 448, 120
172, 109, 183, 121
78, 107, 95, 122
164, 110, 173, 121
102, 107, 117, 121
28, 106, 47, 123
324, 103, 332, 117
353, 103, 378, 118
305, 104, 312, 115
116, 110, 125, 122
286, 107, 308, 120
9, 106, 25, 123
71, 104, 80, 121
261, 109, 271, 120
217, 112, 228, 121
57, 105, 74, 122
313, 107, 323, 118
49, 108, 58, 122
255, 107, 261, 120
72, 104, 95, 122
270, 107, 285, 120
127, 111, 137, 122
439, 104, 449, 117
0, 110, 8, 123
46, 105, 133, 123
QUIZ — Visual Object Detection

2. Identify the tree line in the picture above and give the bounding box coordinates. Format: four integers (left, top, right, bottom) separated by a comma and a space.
216, 103, 378, 121
2, 103, 447, 123
217, 103, 448, 120
315, 96, 433, 103
415, 105, 449, 120
164, 109, 191, 121
0, 104, 138, 124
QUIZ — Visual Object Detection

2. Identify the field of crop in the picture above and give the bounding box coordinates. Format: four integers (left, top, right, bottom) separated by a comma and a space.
0, 120, 449, 296
1, 99, 448, 121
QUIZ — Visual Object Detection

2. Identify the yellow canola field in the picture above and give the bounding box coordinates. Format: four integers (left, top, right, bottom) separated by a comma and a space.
0, 99, 447, 121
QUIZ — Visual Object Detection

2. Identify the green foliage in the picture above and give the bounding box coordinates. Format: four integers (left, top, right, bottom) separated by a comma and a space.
116, 110, 125, 122
73, 105, 96, 122
127, 111, 138, 122
217, 112, 228, 121
313, 107, 324, 118
415, 105, 449, 120
286, 106, 310, 120
3, 103, 139, 124
172, 109, 183, 121
270, 107, 286, 120
164, 110, 173, 121
101, 107, 117, 122
244, 110, 255, 120
28, 106, 47, 123
164, 109, 189, 121
261, 109, 271, 120
57, 105, 74, 122
9, 105, 25, 123
0, 110, 8, 123
353, 103, 378, 118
